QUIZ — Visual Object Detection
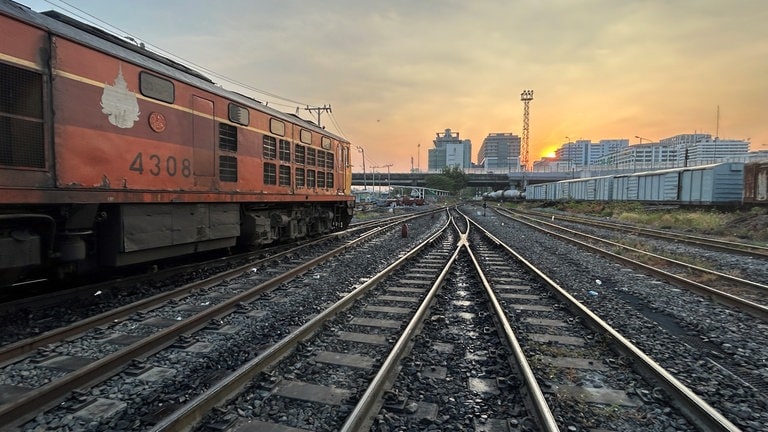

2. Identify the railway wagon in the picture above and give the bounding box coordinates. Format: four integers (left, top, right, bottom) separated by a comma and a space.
612, 174, 639, 201
619, 163, 745, 204
557, 175, 614, 201
527, 162, 747, 205
743, 161, 768, 204
0, 1, 354, 284
632, 163, 744, 204
526, 183, 547, 200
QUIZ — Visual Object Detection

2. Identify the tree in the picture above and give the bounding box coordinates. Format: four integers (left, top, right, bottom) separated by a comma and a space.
442, 166, 468, 191
425, 166, 469, 195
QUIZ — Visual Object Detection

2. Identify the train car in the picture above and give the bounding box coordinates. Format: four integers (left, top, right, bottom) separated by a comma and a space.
525, 183, 546, 200
633, 163, 744, 204
526, 162, 749, 206
743, 161, 768, 204
485, 189, 523, 201
0, 1, 354, 284
679, 163, 744, 204
635, 169, 680, 202
557, 175, 613, 201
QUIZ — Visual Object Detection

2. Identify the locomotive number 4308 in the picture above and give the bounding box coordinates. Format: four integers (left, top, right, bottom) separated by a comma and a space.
130, 152, 192, 177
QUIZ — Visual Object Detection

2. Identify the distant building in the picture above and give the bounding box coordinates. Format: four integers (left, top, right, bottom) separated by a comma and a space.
477, 132, 521, 172
662, 134, 750, 167
533, 157, 571, 172
546, 139, 629, 170
599, 142, 677, 170
428, 128, 472, 171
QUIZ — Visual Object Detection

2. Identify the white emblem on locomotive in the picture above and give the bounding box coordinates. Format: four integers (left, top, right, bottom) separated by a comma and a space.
101, 65, 140, 128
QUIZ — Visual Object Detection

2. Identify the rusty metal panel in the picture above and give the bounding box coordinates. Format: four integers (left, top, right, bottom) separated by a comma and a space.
744, 162, 768, 203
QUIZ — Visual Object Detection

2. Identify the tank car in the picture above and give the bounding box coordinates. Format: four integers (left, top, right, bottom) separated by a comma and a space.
0, 1, 354, 284
485, 189, 524, 201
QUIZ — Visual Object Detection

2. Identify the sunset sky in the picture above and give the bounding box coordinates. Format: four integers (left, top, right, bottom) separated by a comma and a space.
19, 0, 768, 172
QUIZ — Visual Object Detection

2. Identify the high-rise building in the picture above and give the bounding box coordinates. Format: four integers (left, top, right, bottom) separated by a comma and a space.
428, 128, 472, 171
477, 133, 521, 172
662, 134, 750, 166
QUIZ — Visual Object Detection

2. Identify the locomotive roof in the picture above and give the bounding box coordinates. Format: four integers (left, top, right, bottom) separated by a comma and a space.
1, 0, 348, 144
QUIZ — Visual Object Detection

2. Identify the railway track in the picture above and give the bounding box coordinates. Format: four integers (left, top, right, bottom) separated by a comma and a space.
0, 207, 755, 430
466, 204, 768, 431
493, 207, 768, 320
0, 210, 434, 348
0, 211, 443, 430
510, 208, 768, 258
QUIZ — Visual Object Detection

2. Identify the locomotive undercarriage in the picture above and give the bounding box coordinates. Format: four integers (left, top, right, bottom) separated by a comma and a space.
0, 201, 352, 286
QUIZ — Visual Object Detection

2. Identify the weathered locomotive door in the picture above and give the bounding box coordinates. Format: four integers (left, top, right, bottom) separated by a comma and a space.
192, 96, 215, 181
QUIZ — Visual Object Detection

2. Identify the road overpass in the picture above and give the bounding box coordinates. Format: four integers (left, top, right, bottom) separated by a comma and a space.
351, 171, 577, 190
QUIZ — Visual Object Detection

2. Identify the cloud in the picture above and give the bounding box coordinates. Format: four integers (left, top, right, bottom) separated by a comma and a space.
23, 0, 768, 168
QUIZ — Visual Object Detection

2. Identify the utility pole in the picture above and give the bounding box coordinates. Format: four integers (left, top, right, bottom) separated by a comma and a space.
371, 166, 379, 193
305, 104, 332, 127
417, 143, 421, 172
357, 146, 366, 190
520, 90, 534, 189
381, 163, 393, 194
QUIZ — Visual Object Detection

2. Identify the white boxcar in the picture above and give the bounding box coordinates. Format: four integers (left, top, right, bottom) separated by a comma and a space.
612, 174, 638, 201
678, 163, 744, 204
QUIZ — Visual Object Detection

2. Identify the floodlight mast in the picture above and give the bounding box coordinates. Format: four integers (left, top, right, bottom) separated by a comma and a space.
520, 89, 534, 188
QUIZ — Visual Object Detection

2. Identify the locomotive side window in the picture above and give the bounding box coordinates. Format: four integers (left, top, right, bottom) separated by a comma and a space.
219, 155, 238, 182
263, 136, 277, 159
219, 123, 237, 152
295, 144, 305, 164
300, 129, 312, 144
269, 118, 285, 136
317, 151, 326, 171
264, 162, 276, 185
279, 165, 291, 186
228, 103, 249, 126
279, 139, 291, 162
295, 167, 305, 188
321, 136, 331, 150
0, 63, 44, 168
307, 147, 316, 166
307, 169, 316, 188
139, 71, 174, 103
317, 169, 326, 188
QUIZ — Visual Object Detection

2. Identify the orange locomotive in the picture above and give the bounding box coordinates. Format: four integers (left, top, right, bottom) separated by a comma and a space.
0, 0, 354, 284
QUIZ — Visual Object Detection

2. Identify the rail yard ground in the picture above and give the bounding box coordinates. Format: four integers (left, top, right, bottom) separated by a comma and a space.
510, 201, 768, 243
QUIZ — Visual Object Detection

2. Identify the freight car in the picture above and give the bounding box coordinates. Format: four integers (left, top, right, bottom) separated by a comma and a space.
0, 1, 354, 284
743, 161, 768, 204
526, 162, 751, 205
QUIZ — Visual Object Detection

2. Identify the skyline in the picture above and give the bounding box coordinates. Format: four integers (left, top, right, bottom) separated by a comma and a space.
17, 0, 768, 172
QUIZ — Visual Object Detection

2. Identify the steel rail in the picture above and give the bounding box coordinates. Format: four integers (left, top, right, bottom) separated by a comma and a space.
466, 215, 742, 432
496, 210, 768, 321
509, 208, 768, 258
463, 228, 560, 431
150, 212, 452, 432
0, 214, 421, 429
340, 220, 458, 431
504, 209, 768, 294
0, 215, 418, 366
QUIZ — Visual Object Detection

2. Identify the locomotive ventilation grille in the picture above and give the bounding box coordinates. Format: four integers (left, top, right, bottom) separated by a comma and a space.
0, 63, 45, 169
218, 122, 238, 182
